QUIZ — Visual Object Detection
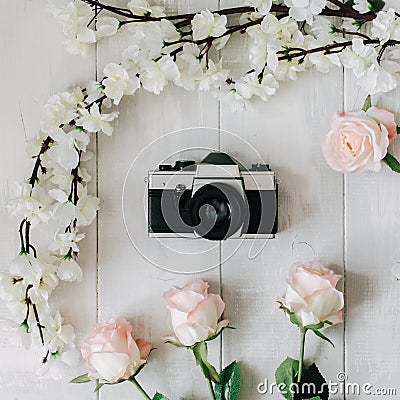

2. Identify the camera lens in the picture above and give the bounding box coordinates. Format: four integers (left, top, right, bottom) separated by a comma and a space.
190, 183, 247, 240
201, 198, 231, 225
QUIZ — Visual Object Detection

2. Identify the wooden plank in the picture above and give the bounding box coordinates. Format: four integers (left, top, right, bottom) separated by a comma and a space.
96, 1, 222, 399
0, 0, 97, 399
218, 2, 345, 395
344, 70, 400, 393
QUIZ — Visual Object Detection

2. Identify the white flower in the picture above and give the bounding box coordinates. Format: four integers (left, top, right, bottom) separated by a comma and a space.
340, 39, 377, 77
356, 61, 400, 94
49, 188, 76, 229
175, 44, 203, 90
310, 15, 337, 43
86, 80, 104, 104
50, 0, 96, 55
353, 0, 371, 13
43, 311, 76, 353
7, 183, 52, 226
96, 17, 119, 38
76, 103, 119, 136
36, 344, 79, 380
274, 59, 306, 81
0, 318, 32, 349
103, 63, 140, 105
245, 0, 272, 15
50, 231, 85, 256
214, 86, 252, 112
140, 55, 180, 94
305, 36, 342, 73
48, 163, 73, 192
47, 127, 89, 170
0, 269, 25, 302
235, 72, 279, 101
129, 21, 164, 58
160, 19, 182, 43
191, 9, 227, 41
26, 131, 48, 158
9, 254, 59, 304
75, 186, 100, 226
371, 8, 400, 43
41, 88, 84, 133
57, 257, 83, 282
341, 39, 400, 94
121, 45, 146, 73
283, 0, 327, 24
199, 59, 229, 91
250, 14, 304, 71
127, 0, 165, 18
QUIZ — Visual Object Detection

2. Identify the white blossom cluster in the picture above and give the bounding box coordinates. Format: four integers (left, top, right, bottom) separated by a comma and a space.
1, 85, 101, 379
3, 0, 400, 379
48, 0, 400, 112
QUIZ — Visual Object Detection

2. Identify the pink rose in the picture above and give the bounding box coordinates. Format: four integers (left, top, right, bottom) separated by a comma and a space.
322, 107, 397, 173
281, 262, 344, 327
164, 280, 229, 347
81, 317, 152, 383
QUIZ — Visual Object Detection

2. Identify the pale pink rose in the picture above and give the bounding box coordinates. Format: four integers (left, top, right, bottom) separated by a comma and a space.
81, 317, 152, 382
281, 262, 344, 327
164, 279, 229, 347
322, 107, 397, 173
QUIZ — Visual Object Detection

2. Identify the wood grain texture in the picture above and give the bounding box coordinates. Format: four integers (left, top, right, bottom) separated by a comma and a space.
0, 0, 98, 399
97, 1, 222, 399
344, 72, 400, 396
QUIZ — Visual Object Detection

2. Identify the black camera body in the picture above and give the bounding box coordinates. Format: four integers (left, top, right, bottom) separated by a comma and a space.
148, 152, 278, 241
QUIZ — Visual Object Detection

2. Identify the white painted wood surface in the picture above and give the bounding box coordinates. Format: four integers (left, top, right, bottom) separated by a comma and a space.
1, 1, 399, 400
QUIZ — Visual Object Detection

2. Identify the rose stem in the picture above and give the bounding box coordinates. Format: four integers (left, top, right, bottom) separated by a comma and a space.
129, 377, 152, 400
298, 327, 307, 383
207, 378, 217, 400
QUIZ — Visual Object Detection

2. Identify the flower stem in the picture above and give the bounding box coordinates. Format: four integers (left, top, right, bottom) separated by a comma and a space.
130, 377, 152, 400
298, 328, 307, 383
207, 378, 217, 400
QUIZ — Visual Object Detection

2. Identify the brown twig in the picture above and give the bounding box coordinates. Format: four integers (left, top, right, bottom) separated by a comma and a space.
32, 302, 45, 346
83, 0, 377, 24
277, 39, 381, 62
29, 137, 53, 187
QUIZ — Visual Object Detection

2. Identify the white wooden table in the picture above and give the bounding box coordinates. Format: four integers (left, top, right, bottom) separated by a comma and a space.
1, 1, 400, 399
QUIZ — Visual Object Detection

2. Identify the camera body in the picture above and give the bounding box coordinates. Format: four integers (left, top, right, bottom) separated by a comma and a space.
148, 152, 278, 241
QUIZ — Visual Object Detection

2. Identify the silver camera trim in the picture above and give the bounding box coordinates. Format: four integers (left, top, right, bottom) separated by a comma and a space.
148, 162, 277, 240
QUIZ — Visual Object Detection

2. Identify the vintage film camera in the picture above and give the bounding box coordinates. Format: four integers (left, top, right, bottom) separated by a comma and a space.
148, 152, 278, 241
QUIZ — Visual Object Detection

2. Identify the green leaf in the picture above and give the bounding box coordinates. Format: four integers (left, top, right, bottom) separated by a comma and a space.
383, 153, 400, 173
165, 340, 187, 348
192, 342, 221, 384
278, 302, 302, 328
304, 322, 324, 331
295, 363, 328, 400
94, 383, 104, 392
206, 325, 234, 342
215, 361, 241, 400
20, 320, 29, 333
396, 126, 400, 135
368, 0, 385, 12
362, 95, 371, 111
310, 329, 335, 348
275, 357, 299, 400
152, 393, 170, 400
70, 373, 90, 384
